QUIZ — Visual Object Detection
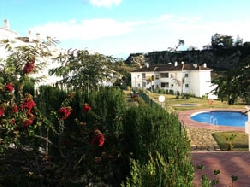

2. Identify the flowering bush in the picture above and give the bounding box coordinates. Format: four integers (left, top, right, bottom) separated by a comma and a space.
23, 59, 35, 74
12, 105, 18, 113
90, 129, 105, 146
22, 116, 34, 127
4, 83, 14, 92
0, 41, 50, 153
20, 93, 36, 115
1, 41, 195, 187
0, 107, 4, 116
83, 103, 92, 113
58, 106, 72, 120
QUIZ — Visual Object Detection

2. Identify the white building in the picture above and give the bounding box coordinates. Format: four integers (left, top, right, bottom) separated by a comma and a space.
0, 19, 63, 88
130, 62, 217, 98
0, 19, 118, 89
0, 19, 19, 59
0, 19, 18, 39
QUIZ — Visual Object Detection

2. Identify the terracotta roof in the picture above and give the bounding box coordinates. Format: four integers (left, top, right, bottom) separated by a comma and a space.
16, 37, 29, 42
130, 63, 212, 72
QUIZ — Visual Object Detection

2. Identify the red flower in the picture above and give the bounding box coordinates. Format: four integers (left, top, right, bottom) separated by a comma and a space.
0, 107, 4, 116
22, 117, 34, 127
22, 113, 35, 127
90, 129, 105, 146
11, 119, 16, 124
23, 119, 33, 127
12, 105, 18, 113
4, 83, 14, 92
21, 99, 36, 114
58, 107, 72, 120
23, 59, 35, 74
83, 103, 92, 113
20, 93, 36, 114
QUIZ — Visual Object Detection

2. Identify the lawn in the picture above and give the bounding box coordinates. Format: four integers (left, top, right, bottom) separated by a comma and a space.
212, 131, 249, 151
146, 92, 246, 111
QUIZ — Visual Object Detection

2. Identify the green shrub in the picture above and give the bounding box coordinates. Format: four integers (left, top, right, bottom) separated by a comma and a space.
122, 95, 194, 185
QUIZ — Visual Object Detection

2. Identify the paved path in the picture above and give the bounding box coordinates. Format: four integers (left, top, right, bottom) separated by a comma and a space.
191, 151, 250, 187
178, 109, 250, 186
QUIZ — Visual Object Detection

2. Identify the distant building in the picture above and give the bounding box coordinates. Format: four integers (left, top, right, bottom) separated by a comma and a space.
130, 62, 217, 99
0, 19, 19, 39
0, 19, 64, 88
202, 45, 213, 50
0, 19, 117, 89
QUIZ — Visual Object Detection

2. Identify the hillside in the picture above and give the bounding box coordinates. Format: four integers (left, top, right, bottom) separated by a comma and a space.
125, 46, 250, 70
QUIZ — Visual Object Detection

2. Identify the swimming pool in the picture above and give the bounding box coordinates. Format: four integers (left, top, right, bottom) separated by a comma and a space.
190, 111, 248, 127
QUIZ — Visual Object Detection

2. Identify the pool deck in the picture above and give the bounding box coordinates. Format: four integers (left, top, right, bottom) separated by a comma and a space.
178, 108, 246, 132
178, 108, 250, 186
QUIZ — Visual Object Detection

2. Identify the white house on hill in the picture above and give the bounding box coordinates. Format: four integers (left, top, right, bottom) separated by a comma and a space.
0, 19, 65, 88
130, 62, 217, 98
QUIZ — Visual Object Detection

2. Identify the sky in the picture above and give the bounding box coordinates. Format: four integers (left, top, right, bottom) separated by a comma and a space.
0, 0, 250, 59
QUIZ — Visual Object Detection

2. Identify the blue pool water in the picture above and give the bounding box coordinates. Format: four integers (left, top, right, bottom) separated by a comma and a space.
190, 111, 248, 127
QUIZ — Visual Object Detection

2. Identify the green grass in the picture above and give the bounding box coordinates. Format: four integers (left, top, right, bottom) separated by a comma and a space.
212, 131, 249, 151
146, 93, 246, 111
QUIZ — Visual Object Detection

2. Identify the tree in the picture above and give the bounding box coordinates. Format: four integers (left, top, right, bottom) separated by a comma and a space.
211, 33, 233, 49
171, 74, 185, 96
243, 42, 250, 47
212, 71, 240, 104
211, 73, 228, 102
235, 55, 250, 104
49, 49, 116, 92
111, 60, 132, 89
211, 55, 250, 104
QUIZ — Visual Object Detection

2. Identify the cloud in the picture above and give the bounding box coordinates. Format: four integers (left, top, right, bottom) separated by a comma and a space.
88, 0, 122, 7
28, 13, 250, 57
30, 14, 203, 42
29, 18, 134, 41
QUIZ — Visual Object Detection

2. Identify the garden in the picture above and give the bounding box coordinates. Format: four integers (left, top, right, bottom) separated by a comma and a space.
0, 41, 195, 186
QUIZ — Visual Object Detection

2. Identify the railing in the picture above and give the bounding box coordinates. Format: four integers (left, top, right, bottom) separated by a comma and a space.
210, 116, 218, 126
138, 90, 158, 107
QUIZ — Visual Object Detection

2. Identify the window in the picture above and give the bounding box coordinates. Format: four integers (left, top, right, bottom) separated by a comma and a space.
142, 82, 146, 87
185, 74, 189, 77
161, 82, 169, 87
160, 73, 169, 78
137, 75, 140, 79
155, 75, 160, 79
142, 73, 146, 79
185, 84, 189, 88
138, 83, 141, 87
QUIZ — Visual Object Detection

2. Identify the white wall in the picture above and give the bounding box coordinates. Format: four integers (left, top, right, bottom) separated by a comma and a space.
189, 71, 201, 96
189, 70, 215, 97
131, 72, 142, 88
0, 24, 63, 88
0, 28, 18, 40
131, 65, 217, 98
